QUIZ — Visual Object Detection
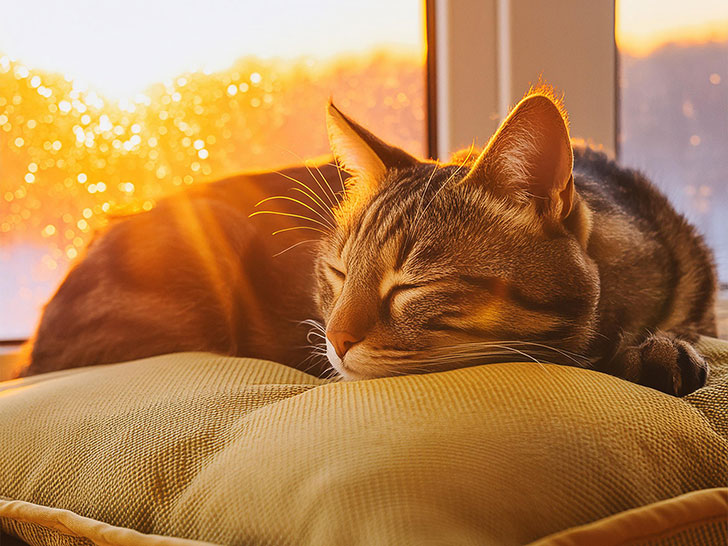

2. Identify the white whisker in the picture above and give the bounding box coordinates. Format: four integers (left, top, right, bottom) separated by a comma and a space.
273, 170, 332, 216
422, 144, 475, 215
255, 195, 335, 229
249, 209, 331, 229
327, 158, 347, 200
272, 239, 318, 258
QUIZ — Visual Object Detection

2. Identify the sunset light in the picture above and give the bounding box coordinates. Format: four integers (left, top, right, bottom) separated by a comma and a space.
618, 0, 728, 288
1, 1, 726, 340
0, 0, 423, 98
617, 0, 728, 55
0, 1, 425, 339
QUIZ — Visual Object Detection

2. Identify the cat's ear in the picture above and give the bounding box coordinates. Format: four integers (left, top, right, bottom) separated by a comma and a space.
326, 102, 418, 186
462, 93, 574, 219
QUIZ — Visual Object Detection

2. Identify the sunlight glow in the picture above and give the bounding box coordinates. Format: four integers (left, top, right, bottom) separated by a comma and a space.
0, 0, 422, 98
0, 1, 426, 340
617, 0, 728, 55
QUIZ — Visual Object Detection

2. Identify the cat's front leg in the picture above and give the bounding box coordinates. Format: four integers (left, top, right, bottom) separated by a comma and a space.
612, 331, 709, 396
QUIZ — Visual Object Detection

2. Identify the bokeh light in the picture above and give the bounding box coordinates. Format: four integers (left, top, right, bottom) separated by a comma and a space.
0, 51, 425, 338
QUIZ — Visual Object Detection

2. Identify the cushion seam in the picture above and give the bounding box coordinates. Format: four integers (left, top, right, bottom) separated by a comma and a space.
619, 513, 728, 545
1, 515, 86, 542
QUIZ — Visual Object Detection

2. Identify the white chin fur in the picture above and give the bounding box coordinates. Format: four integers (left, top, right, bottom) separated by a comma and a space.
326, 338, 363, 379
325, 338, 344, 374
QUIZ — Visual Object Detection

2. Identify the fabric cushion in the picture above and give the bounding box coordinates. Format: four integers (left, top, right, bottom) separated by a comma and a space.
532, 487, 728, 546
1, 339, 727, 546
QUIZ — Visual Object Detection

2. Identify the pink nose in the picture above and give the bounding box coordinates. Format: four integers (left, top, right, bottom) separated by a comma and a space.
327, 329, 363, 358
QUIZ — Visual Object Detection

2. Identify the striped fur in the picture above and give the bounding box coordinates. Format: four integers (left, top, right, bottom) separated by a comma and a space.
25, 92, 717, 397
318, 94, 716, 395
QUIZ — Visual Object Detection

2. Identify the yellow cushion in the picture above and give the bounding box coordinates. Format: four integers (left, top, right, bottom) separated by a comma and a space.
532, 487, 728, 546
1, 339, 726, 545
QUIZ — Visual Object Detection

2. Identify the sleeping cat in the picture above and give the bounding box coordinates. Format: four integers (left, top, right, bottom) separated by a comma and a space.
24, 88, 717, 396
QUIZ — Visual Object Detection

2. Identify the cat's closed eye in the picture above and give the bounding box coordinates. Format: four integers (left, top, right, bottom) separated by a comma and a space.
323, 264, 346, 299
382, 283, 424, 314
328, 265, 346, 280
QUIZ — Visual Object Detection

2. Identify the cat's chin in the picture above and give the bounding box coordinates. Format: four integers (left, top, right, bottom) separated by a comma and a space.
325, 340, 377, 381
334, 365, 370, 381
331, 359, 391, 381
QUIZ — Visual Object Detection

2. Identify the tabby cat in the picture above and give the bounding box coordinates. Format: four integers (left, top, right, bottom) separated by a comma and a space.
24, 88, 717, 396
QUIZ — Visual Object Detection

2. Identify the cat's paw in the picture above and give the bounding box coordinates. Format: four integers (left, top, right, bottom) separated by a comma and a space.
619, 334, 709, 396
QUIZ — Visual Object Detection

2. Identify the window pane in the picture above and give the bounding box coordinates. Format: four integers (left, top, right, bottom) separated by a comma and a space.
0, 1, 426, 339
617, 0, 728, 336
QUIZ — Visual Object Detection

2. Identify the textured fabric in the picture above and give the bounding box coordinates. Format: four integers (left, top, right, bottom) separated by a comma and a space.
531, 488, 728, 545
0, 498, 213, 546
0, 339, 727, 546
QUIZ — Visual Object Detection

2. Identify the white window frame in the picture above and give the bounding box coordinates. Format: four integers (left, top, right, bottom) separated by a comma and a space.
428, 0, 617, 160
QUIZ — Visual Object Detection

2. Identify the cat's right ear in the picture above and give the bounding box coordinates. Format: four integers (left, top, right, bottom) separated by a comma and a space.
326, 102, 418, 187
461, 92, 574, 220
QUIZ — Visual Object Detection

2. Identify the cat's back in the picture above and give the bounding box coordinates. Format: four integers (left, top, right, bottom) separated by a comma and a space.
25, 161, 344, 377
571, 145, 717, 338
573, 145, 681, 223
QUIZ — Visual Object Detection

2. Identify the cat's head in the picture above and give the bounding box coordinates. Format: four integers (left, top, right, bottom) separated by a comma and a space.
316, 90, 600, 380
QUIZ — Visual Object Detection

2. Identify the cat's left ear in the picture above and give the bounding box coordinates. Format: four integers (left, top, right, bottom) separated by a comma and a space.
326, 102, 418, 187
461, 93, 574, 219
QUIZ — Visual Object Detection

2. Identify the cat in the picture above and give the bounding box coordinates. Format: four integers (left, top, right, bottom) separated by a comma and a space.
23, 87, 717, 396
24, 161, 345, 379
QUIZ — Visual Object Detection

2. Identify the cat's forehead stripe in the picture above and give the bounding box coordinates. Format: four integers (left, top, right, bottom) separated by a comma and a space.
352, 167, 456, 249
349, 183, 396, 244
394, 234, 415, 271
373, 195, 421, 247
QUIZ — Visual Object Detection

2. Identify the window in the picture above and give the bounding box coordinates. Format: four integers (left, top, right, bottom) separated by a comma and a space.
430, 0, 616, 159
0, 1, 427, 340
2, 1, 725, 342
616, 0, 728, 335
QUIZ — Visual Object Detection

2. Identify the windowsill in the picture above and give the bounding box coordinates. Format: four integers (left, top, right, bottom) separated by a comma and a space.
0, 343, 24, 356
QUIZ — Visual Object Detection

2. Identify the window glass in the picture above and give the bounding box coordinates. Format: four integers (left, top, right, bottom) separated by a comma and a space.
617, 0, 728, 335
0, 1, 426, 339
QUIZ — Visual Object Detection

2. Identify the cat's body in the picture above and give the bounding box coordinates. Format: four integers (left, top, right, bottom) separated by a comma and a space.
572, 146, 716, 391
26, 162, 345, 378
24, 90, 717, 396
574, 146, 716, 343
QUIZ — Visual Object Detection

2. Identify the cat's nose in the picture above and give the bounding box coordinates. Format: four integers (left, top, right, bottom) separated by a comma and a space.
327, 329, 363, 358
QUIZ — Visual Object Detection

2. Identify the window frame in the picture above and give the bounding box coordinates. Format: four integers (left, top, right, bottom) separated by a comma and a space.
427, 0, 617, 160
426, 0, 726, 293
